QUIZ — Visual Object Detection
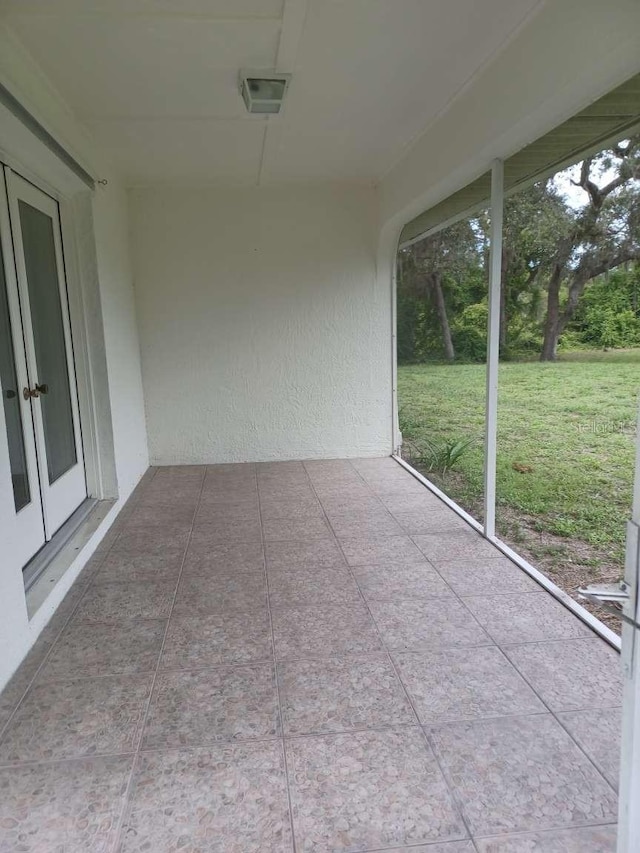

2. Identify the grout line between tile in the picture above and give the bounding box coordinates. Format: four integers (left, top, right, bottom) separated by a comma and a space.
0, 747, 139, 771
317, 460, 622, 835
303, 459, 475, 845
349, 838, 477, 852
471, 819, 618, 842
110, 466, 207, 852
257, 465, 298, 853
494, 642, 621, 797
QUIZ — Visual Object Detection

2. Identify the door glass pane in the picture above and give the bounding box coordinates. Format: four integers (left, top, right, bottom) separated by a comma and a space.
18, 200, 77, 484
0, 242, 30, 510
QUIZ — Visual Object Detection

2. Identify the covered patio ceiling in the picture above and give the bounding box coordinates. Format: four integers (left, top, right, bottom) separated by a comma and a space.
0, 0, 541, 186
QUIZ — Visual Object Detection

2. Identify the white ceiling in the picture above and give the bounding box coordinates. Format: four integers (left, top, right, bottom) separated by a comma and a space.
1, 0, 543, 186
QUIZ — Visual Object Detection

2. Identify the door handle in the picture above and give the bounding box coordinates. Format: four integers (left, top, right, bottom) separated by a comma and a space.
22, 384, 48, 400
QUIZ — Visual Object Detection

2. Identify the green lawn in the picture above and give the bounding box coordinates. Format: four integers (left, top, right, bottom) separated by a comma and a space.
398, 349, 640, 584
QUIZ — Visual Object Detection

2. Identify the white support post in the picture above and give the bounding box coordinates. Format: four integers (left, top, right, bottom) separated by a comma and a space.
391, 255, 401, 454
617, 399, 640, 853
484, 159, 503, 539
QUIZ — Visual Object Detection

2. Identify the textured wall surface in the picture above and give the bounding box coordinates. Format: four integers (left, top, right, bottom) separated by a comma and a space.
130, 185, 393, 464
92, 181, 148, 496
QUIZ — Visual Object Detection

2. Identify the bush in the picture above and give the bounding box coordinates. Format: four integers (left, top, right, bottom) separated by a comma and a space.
502, 314, 543, 358
451, 301, 488, 362
568, 267, 640, 349
399, 406, 479, 475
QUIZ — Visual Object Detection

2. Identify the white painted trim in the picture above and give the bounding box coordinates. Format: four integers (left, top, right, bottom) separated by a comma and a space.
0, 165, 46, 568
275, 0, 308, 70
0, 107, 122, 629
484, 160, 503, 538
619, 622, 640, 853
258, 0, 308, 186
488, 537, 621, 650
617, 399, 640, 853
392, 453, 621, 651
632, 398, 640, 526
0, 143, 68, 205
391, 255, 400, 454
5, 170, 87, 535
398, 191, 488, 251
397, 119, 640, 253
58, 197, 103, 499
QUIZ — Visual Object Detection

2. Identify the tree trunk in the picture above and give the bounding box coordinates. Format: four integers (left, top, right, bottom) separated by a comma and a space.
431, 272, 455, 361
540, 264, 563, 361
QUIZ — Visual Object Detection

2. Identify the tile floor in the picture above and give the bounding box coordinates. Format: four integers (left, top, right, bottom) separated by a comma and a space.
0, 457, 623, 852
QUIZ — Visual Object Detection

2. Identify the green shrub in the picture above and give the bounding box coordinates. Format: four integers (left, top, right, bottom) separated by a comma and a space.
451, 301, 488, 362
402, 430, 479, 475
568, 267, 640, 350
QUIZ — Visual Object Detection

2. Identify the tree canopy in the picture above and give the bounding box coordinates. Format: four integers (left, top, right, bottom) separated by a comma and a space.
397, 136, 640, 363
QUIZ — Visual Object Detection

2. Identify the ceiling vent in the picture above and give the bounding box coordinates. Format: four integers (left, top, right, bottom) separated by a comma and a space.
239, 71, 291, 115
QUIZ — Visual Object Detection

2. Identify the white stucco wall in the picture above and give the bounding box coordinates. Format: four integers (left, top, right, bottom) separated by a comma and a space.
130, 185, 392, 464
92, 182, 148, 496
0, 26, 148, 689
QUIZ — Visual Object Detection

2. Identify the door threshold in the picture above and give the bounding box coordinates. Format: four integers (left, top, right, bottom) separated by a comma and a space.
24, 498, 115, 617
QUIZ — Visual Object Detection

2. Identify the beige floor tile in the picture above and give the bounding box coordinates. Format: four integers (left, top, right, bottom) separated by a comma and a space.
121, 743, 292, 852
0, 675, 152, 764
504, 638, 622, 711
286, 727, 467, 851
395, 646, 544, 724
40, 617, 166, 679
160, 610, 273, 669
369, 598, 491, 651
278, 654, 415, 735
462, 592, 594, 645
429, 714, 618, 836
0, 756, 132, 852
272, 603, 384, 659
143, 664, 280, 748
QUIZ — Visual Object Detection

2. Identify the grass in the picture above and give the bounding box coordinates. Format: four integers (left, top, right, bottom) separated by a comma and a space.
398, 349, 640, 581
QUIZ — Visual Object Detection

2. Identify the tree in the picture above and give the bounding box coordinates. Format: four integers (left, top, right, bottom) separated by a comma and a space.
396, 136, 640, 364
500, 182, 572, 355
398, 219, 482, 362
540, 137, 640, 360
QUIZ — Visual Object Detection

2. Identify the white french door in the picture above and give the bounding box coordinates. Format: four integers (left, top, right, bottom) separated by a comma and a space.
0, 171, 45, 568
0, 165, 86, 566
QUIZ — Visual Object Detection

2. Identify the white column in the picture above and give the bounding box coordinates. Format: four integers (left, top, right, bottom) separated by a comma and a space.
617, 399, 640, 853
483, 159, 503, 539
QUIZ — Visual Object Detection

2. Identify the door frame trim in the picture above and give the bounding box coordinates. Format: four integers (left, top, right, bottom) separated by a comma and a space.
5, 168, 88, 536
0, 167, 46, 565
0, 153, 120, 606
